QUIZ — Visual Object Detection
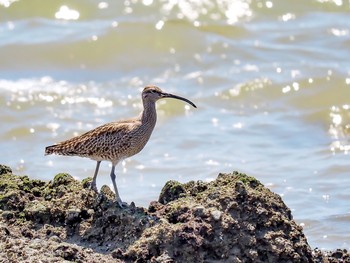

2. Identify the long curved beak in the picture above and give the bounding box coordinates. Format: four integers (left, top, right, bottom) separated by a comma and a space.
161, 92, 197, 108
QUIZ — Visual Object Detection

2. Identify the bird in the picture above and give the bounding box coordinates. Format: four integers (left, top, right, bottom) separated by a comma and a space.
45, 85, 197, 208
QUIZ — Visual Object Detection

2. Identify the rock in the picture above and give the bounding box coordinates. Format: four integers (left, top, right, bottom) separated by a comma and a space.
158, 180, 186, 204
52, 173, 75, 187
0, 164, 12, 175
1, 210, 14, 221
65, 207, 82, 225
210, 209, 222, 221
0, 164, 349, 262
126, 172, 312, 262
313, 248, 350, 262
24, 200, 51, 223
53, 243, 83, 262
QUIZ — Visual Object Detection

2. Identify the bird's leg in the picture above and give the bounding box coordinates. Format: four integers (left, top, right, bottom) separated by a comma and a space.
90, 161, 101, 192
110, 165, 128, 208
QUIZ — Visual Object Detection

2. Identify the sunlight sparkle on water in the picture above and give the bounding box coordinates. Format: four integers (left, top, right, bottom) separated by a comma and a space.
38, 93, 54, 102
225, 1, 252, 24
282, 86, 291, 94
211, 118, 219, 127
155, 20, 165, 30
0, 0, 17, 7
292, 82, 300, 91
60, 97, 112, 108
55, 6, 80, 20
136, 165, 145, 170
233, 122, 243, 129
206, 159, 219, 166
322, 195, 330, 202
291, 70, 300, 78
280, 13, 296, 22
142, 0, 153, 6
328, 104, 350, 154
331, 113, 342, 126
46, 123, 60, 133
159, 0, 252, 24
317, 0, 343, 6
98, 2, 109, 9
184, 104, 191, 111
330, 28, 349, 37
265, 1, 273, 8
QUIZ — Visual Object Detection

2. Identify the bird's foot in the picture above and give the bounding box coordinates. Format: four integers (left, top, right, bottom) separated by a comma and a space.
90, 182, 98, 193
116, 200, 129, 209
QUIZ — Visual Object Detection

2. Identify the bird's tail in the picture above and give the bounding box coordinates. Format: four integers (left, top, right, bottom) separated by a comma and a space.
45, 144, 66, 155
45, 143, 80, 156
45, 145, 57, 155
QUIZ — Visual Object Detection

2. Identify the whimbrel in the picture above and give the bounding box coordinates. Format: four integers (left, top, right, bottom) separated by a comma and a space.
45, 85, 196, 207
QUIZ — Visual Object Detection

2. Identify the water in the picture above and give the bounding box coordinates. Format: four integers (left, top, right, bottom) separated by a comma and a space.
1, 0, 350, 250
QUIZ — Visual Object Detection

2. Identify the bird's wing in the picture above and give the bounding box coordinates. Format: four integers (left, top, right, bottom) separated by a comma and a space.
45, 120, 139, 157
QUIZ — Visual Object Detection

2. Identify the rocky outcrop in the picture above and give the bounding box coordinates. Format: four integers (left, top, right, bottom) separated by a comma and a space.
0, 164, 349, 262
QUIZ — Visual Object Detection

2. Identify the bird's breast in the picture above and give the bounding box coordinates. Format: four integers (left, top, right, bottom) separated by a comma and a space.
127, 123, 155, 154
109, 121, 155, 161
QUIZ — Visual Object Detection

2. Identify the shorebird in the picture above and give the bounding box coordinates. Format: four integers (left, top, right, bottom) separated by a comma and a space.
45, 85, 196, 207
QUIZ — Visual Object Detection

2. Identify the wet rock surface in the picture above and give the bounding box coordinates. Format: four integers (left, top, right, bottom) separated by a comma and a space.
0, 164, 349, 262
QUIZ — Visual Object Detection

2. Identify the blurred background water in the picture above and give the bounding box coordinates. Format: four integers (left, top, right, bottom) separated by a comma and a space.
1, 0, 350, 250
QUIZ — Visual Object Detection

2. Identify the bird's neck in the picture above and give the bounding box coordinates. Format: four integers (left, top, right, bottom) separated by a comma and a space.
141, 100, 157, 128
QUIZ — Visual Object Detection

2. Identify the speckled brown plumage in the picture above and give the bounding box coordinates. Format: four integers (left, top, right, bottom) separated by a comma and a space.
45, 120, 153, 163
45, 85, 197, 207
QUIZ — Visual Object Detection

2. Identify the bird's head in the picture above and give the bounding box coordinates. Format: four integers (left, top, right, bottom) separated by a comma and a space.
141, 85, 197, 108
